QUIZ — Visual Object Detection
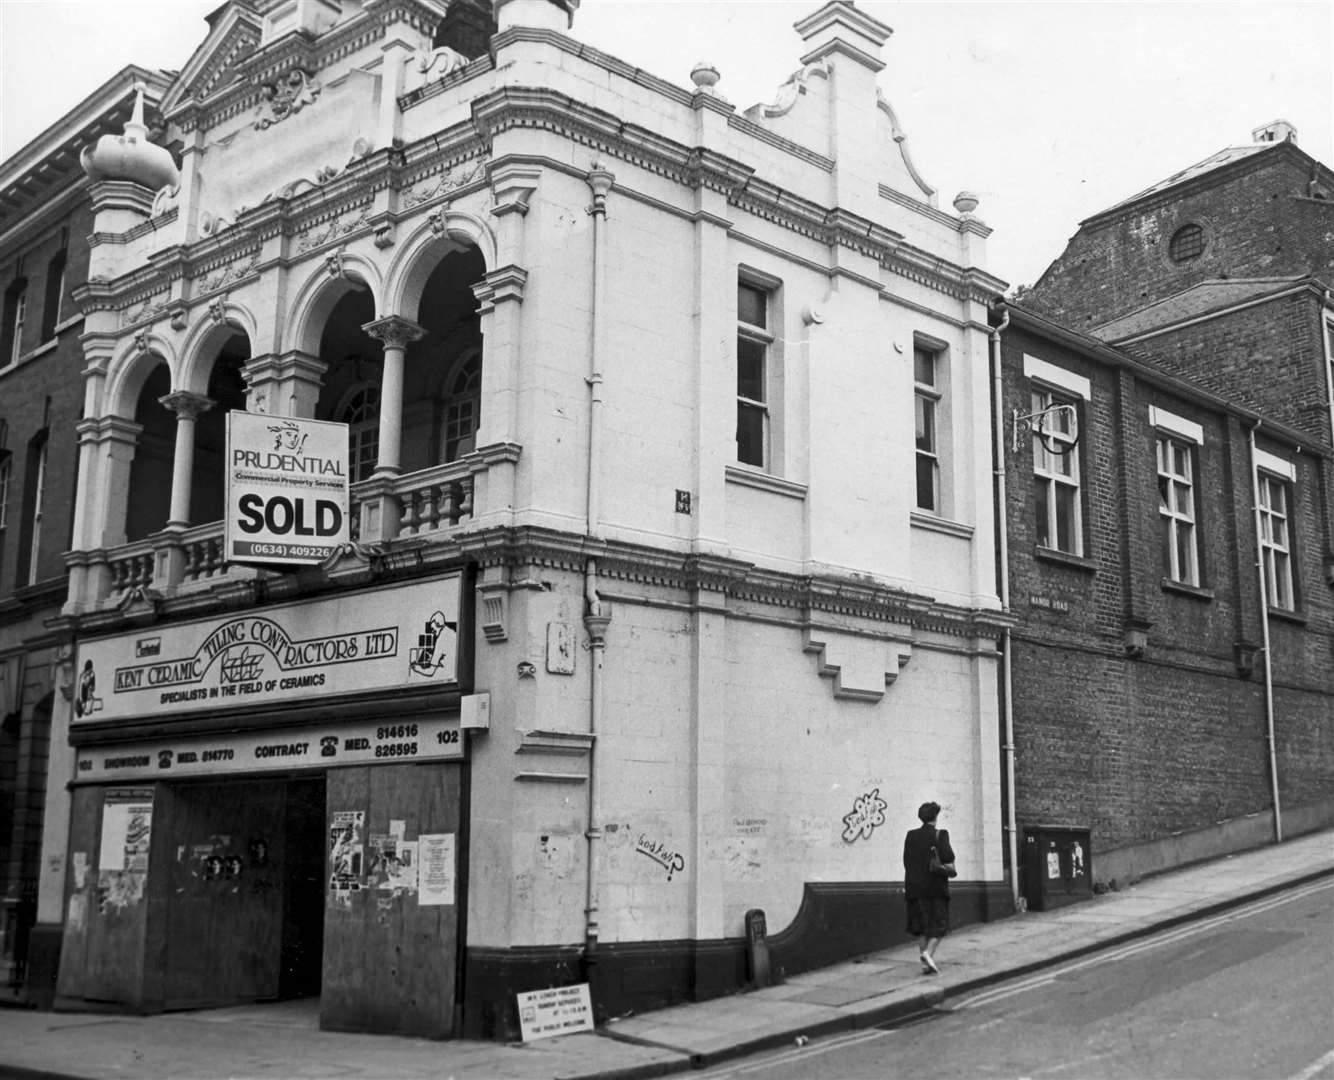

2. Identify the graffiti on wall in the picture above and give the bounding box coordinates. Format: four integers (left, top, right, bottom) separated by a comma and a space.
635, 833, 686, 881
725, 817, 767, 882
840, 787, 887, 843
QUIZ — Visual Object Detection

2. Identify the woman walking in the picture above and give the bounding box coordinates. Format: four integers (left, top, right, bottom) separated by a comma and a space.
903, 800, 955, 974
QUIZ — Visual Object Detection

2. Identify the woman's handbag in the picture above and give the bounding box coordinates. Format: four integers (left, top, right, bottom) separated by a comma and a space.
929, 845, 958, 879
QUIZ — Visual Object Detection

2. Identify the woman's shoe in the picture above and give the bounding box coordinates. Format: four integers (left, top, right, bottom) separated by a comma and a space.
922, 953, 940, 974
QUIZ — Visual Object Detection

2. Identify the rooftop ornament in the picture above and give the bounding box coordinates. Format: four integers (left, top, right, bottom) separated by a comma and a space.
80, 81, 180, 192
953, 191, 980, 216
690, 62, 721, 95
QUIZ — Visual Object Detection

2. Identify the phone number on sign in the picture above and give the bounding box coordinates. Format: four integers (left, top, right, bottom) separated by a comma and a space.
233, 541, 333, 559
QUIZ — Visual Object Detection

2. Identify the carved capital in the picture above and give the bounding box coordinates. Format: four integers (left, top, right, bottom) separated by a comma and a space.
362, 315, 426, 351
158, 390, 216, 421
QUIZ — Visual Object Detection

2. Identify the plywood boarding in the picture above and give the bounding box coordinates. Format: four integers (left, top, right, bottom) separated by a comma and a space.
55, 785, 156, 1005
162, 781, 287, 1008
321, 761, 462, 1038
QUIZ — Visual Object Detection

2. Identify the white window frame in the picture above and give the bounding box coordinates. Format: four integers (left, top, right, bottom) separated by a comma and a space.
7, 287, 26, 368
1256, 467, 1295, 611
1324, 315, 1334, 446
43, 250, 66, 340
25, 438, 47, 586
440, 349, 481, 464
913, 343, 943, 513
1031, 385, 1083, 555
338, 384, 380, 484
0, 454, 10, 531
736, 274, 776, 471
1156, 433, 1200, 586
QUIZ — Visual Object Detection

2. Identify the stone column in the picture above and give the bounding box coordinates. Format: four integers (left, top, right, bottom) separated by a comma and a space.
160, 391, 215, 527
363, 315, 425, 476
360, 315, 425, 541
156, 391, 214, 588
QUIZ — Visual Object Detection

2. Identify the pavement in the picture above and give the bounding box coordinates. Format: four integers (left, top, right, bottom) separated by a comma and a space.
2, 827, 1331, 1080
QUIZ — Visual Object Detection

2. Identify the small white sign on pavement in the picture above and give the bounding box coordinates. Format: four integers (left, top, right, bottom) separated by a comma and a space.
516, 984, 595, 1041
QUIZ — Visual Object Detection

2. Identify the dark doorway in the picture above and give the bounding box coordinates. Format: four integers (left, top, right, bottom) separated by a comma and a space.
280, 776, 325, 998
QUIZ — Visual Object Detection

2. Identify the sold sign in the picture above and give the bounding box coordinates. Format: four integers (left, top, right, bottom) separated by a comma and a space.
225, 413, 350, 565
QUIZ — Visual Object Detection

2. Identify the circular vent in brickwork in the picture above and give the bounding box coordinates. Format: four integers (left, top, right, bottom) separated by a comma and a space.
1168, 223, 1205, 262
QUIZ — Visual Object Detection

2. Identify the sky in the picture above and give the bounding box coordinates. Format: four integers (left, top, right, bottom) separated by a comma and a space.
1, 0, 1330, 288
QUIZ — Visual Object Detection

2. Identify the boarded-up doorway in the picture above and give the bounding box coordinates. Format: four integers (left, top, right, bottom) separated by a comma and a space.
162, 776, 326, 1009
321, 761, 462, 1038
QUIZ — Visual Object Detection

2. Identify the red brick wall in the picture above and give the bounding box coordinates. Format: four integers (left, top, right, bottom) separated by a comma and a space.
1025, 148, 1334, 328
0, 200, 91, 592
1003, 318, 1334, 854
1119, 293, 1330, 445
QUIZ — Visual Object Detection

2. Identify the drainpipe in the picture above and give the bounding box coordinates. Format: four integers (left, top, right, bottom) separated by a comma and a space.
1321, 292, 1333, 448
1247, 421, 1283, 843
989, 306, 1021, 909
582, 165, 615, 978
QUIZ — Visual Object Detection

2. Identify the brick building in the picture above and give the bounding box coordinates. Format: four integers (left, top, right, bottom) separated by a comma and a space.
22, 0, 1013, 1038
1002, 124, 1334, 888
1024, 121, 1334, 450
0, 68, 173, 1001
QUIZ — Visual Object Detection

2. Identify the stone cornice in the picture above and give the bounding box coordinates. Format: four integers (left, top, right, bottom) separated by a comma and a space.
887, 244, 1007, 303
63, 520, 1010, 641
76, 415, 143, 445
488, 26, 695, 108
725, 113, 835, 173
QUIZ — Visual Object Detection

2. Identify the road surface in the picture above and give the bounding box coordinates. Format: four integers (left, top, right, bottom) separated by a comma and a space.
699, 878, 1334, 1080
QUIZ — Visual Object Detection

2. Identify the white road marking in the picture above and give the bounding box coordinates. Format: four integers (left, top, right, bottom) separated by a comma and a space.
955, 879, 1333, 1012
1288, 1048, 1334, 1080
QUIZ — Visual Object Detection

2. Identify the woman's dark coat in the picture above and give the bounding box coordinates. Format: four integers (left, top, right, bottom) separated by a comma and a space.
903, 823, 955, 900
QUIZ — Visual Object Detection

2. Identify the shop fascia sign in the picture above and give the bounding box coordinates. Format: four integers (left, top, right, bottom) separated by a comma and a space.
71, 576, 460, 724
76, 715, 463, 783
225, 412, 350, 565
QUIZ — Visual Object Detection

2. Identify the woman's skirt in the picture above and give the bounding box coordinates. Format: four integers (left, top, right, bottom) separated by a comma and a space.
905, 896, 950, 938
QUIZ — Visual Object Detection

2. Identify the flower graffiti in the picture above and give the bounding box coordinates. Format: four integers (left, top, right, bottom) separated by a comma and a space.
841, 787, 887, 843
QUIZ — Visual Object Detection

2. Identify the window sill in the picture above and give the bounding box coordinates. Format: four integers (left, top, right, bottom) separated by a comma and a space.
1160, 579, 1214, 602
1267, 606, 1307, 626
724, 465, 807, 500
1033, 546, 1096, 573
910, 511, 974, 539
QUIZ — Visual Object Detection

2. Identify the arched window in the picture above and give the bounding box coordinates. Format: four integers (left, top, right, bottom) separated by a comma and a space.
1168, 224, 1205, 263
340, 384, 380, 483
442, 352, 481, 463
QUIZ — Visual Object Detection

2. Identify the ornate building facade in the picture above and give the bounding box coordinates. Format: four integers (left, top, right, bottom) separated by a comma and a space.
21, 0, 1012, 1038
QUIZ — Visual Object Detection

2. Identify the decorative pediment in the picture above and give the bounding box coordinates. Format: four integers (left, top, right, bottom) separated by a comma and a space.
160, 3, 264, 118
